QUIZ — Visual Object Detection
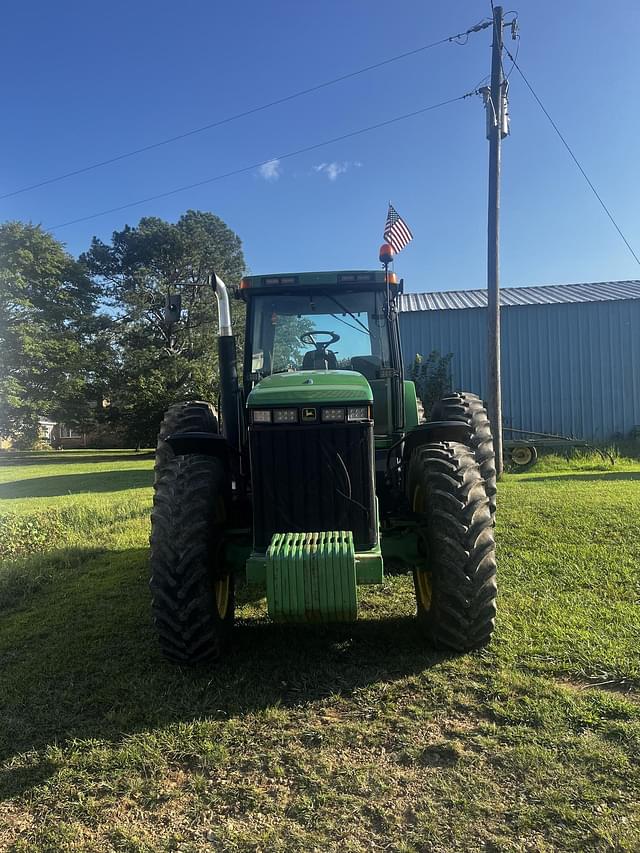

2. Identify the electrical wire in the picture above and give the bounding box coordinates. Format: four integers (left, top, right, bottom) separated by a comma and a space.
48, 90, 478, 231
1, 22, 491, 202
451, 19, 491, 46
503, 30, 520, 79
504, 46, 640, 266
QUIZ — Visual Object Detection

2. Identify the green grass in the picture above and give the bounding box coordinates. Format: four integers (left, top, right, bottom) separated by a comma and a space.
1, 451, 640, 851
0, 451, 154, 513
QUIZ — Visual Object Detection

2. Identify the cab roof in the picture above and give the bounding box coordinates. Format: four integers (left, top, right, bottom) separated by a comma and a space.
239, 270, 399, 293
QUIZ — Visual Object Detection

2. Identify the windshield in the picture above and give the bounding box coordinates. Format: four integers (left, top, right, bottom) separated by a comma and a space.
248, 290, 391, 378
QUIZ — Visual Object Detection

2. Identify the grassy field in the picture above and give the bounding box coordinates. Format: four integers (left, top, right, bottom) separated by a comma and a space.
1, 449, 639, 852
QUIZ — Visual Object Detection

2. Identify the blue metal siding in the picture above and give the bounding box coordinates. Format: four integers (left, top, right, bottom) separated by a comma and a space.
399, 298, 640, 439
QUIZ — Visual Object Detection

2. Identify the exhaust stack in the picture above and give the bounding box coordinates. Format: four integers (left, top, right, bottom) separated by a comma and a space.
211, 273, 239, 451
213, 273, 233, 337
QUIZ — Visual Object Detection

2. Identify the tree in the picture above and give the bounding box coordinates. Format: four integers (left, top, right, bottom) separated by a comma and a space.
0, 222, 102, 447
83, 210, 246, 447
271, 314, 314, 372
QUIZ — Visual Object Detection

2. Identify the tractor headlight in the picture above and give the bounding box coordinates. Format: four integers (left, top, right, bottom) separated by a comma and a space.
321, 407, 345, 422
252, 409, 272, 424
347, 406, 369, 421
273, 408, 298, 424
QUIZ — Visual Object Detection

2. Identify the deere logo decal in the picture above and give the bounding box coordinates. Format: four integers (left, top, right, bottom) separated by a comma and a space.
302, 408, 317, 421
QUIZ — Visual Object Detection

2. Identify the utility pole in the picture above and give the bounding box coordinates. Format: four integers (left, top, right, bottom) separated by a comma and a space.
486, 4, 505, 477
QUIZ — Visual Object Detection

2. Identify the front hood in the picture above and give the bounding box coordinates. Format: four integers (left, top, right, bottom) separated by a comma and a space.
247, 370, 373, 407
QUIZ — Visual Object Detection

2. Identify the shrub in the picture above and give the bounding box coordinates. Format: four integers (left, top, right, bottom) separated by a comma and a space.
0, 511, 68, 559
410, 350, 454, 414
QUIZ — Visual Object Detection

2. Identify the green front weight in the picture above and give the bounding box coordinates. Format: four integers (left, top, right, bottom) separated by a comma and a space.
265, 530, 357, 622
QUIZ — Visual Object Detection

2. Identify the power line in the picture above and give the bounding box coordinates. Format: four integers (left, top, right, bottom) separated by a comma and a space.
504, 46, 640, 266
2, 22, 491, 202
49, 90, 477, 231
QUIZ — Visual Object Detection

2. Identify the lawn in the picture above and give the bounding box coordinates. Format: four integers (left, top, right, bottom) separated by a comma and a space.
1, 450, 639, 852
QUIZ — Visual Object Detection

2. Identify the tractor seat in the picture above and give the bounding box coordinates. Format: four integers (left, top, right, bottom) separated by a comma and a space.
302, 348, 338, 370
350, 355, 381, 381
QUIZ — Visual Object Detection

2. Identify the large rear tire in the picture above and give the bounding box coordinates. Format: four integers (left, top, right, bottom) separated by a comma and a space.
431, 392, 497, 516
150, 402, 233, 665
408, 442, 497, 651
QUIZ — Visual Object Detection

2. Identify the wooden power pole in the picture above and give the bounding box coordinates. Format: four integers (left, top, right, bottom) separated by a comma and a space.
486, 4, 505, 476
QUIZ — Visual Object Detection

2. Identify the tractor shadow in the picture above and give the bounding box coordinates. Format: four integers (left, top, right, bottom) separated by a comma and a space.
0, 469, 154, 499
518, 471, 640, 483
0, 452, 154, 468
0, 545, 449, 797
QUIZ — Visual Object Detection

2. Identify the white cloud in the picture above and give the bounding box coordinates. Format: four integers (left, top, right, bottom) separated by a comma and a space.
259, 159, 281, 181
313, 160, 362, 181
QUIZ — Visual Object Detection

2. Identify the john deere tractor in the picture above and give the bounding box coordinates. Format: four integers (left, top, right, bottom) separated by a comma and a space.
150, 264, 497, 664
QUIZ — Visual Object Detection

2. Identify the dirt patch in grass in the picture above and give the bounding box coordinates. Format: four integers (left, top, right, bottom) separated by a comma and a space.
556, 675, 640, 703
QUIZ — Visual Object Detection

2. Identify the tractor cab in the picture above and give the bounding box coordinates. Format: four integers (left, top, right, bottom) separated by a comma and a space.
239, 270, 406, 439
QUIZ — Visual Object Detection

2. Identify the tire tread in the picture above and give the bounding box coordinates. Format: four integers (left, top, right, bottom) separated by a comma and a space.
408, 441, 497, 652
150, 402, 232, 665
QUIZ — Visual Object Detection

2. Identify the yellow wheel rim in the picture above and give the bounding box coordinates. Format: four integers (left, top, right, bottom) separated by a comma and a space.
214, 575, 230, 618
412, 483, 432, 612
415, 569, 432, 610
412, 484, 423, 514
212, 495, 230, 618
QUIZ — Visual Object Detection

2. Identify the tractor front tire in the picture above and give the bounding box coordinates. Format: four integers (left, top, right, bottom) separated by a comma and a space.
431, 392, 497, 516
150, 403, 233, 665
408, 442, 497, 652
154, 401, 219, 484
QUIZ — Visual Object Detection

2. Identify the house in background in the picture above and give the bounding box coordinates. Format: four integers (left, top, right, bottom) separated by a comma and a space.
49, 418, 126, 449
51, 423, 89, 449
0, 418, 58, 450
38, 418, 57, 444
0, 419, 125, 450
398, 280, 640, 441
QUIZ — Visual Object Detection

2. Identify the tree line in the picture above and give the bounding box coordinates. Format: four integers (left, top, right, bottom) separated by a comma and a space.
0, 210, 245, 449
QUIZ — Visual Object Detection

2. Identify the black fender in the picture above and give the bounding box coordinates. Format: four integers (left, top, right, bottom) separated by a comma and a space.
165, 431, 236, 467
402, 420, 473, 463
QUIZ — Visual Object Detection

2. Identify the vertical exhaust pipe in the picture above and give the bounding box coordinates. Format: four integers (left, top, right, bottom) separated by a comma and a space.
211, 273, 240, 451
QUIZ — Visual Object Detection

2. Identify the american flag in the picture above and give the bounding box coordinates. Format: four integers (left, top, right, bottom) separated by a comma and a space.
384, 204, 413, 254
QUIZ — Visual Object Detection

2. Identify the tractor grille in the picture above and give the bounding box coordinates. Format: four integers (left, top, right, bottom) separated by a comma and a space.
249, 422, 376, 551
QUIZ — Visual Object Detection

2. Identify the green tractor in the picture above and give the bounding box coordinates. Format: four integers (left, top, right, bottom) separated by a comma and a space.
150, 265, 497, 664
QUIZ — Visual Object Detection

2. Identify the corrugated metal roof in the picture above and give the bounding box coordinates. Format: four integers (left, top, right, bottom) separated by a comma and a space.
398, 280, 640, 312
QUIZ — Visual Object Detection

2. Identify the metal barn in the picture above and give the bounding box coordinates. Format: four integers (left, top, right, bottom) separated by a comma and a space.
398, 280, 640, 440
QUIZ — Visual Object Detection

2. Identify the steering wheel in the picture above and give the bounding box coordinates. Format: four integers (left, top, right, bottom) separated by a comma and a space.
299, 330, 340, 350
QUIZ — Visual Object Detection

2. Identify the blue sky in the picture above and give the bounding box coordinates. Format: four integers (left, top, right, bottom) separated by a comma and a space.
2, 0, 639, 293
